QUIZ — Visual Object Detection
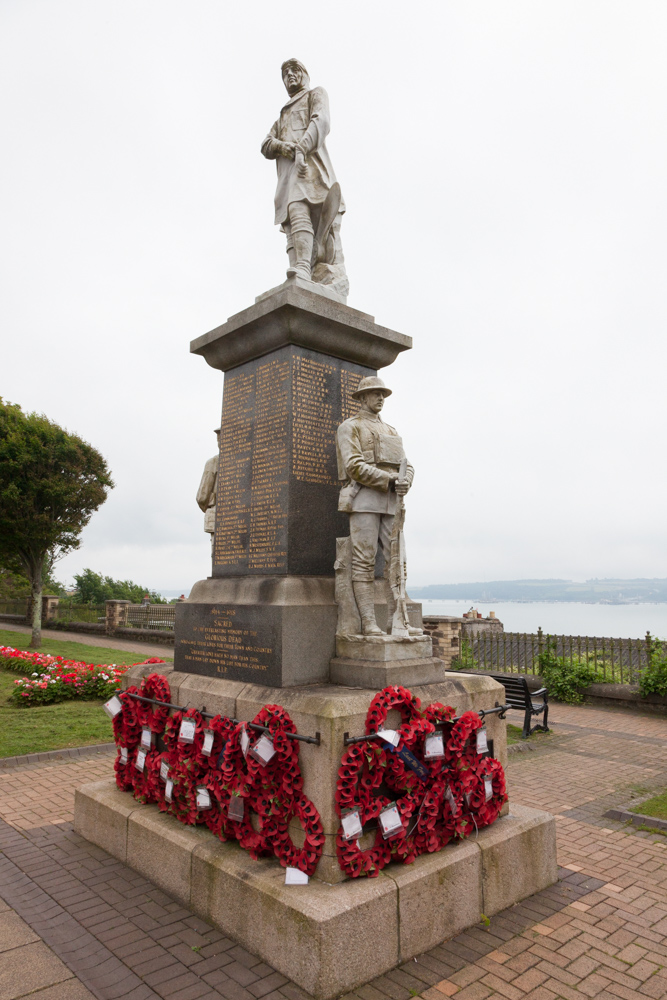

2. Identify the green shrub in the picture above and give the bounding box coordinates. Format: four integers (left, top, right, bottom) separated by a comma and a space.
536, 640, 600, 704
451, 638, 476, 671
639, 634, 667, 698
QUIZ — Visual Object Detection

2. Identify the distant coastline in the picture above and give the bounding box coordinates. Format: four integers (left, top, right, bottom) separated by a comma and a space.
409, 579, 667, 604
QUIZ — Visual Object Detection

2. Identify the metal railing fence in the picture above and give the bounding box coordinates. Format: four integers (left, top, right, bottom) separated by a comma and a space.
123, 604, 175, 630
459, 627, 660, 685
53, 601, 106, 624
0, 599, 29, 618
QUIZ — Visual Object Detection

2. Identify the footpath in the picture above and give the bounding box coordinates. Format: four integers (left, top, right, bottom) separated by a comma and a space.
1, 702, 666, 1000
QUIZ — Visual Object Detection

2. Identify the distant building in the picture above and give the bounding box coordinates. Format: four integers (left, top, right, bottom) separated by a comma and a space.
461, 608, 504, 638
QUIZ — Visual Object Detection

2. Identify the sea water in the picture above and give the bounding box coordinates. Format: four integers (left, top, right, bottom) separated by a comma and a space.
418, 600, 667, 639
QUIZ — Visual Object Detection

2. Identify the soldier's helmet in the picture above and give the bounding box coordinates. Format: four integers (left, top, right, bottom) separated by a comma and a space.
351, 376, 392, 399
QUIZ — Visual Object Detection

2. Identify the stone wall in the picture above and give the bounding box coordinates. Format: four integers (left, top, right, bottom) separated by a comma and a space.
422, 615, 465, 668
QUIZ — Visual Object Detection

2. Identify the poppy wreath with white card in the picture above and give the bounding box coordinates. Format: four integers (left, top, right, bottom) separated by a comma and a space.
192, 714, 236, 772
112, 686, 142, 791
335, 687, 508, 878
131, 747, 163, 804
134, 673, 172, 733
163, 708, 206, 761
201, 706, 324, 876
464, 756, 506, 828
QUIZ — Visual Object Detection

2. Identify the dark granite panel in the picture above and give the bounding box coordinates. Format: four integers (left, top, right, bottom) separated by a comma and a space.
175, 602, 283, 686
212, 345, 374, 578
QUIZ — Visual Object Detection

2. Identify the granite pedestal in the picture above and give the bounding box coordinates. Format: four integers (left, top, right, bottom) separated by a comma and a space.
74, 666, 557, 998
176, 283, 422, 687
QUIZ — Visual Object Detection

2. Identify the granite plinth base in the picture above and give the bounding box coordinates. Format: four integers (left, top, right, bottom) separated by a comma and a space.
116, 668, 510, 885
330, 655, 446, 688
74, 782, 556, 1000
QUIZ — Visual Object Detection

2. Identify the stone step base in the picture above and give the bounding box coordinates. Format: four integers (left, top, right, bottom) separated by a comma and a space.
329, 655, 445, 687
75, 780, 556, 1000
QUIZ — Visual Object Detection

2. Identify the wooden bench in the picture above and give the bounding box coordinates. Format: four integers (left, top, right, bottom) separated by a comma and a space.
489, 674, 549, 739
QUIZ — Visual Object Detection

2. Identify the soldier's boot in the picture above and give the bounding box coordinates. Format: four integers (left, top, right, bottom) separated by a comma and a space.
385, 579, 423, 635
353, 582, 383, 636
286, 230, 313, 281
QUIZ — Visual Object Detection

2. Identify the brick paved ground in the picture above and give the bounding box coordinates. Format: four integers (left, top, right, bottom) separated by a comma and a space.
1, 701, 666, 1000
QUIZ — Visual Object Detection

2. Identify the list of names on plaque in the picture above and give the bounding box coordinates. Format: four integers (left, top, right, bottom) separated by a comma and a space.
249, 358, 289, 571
291, 355, 338, 485
215, 371, 254, 568
340, 369, 363, 422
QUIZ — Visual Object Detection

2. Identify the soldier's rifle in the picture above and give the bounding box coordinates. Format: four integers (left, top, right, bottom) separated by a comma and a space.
389, 457, 410, 637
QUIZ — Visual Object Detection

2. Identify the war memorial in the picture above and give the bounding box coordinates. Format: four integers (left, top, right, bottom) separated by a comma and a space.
75, 59, 556, 1000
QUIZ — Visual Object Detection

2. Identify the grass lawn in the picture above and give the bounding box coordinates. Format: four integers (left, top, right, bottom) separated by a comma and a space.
0, 628, 172, 759
506, 722, 552, 745
0, 628, 173, 667
635, 790, 667, 821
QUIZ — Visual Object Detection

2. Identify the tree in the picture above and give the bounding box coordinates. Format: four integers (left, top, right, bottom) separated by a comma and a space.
0, 399, 113, 648
73, 568, 166, 604
0, 564, 67, 601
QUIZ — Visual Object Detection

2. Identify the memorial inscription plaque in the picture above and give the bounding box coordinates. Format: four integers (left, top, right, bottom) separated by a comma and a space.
177, 604, 282, 685
213, 344, 373, 578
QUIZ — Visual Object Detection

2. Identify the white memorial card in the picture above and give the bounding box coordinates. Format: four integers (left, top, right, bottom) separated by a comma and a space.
119, 747, 128, 765
196, 787, 212, 810
445, 786, 458, 816
103, 695, 122, 719
379, 803, 403, 838
228, 795, 244, 821
377, 729, 400, 747
159, 760, 169, 782
202, 730, 215, 756
285, 867, 309, 885
179, 718, 196, 744
484, 776, 493, 802
249, 734, 276, 765
135, 749, 146, 772
240, 726, 250, 757
476, 728, 488, 754
341, 810, 363, 841
424, 733, 445, 759
141, 728, 152, 749
165, 778, 173, 803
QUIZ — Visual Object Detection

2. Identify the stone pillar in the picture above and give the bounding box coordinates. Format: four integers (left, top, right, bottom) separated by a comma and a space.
422, 615, 466, 668
41, 595, 59, 622
26, 595, 59, 624
106, 600, 130, 634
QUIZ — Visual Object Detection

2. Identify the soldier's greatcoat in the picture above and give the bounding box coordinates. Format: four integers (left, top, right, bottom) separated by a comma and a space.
261, 86, 345, 227
336, 411, 414, 515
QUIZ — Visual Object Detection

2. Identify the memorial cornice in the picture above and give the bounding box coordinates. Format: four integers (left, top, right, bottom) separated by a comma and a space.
190, 278, 411, 372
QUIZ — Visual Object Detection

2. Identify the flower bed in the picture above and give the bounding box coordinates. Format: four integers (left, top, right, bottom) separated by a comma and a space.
1, 646, 166, 706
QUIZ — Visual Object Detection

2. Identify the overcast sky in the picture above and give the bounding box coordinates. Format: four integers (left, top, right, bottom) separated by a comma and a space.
2, 1, 666, 593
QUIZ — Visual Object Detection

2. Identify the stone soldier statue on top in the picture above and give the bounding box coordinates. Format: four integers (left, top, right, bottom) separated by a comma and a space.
336, 377, 422, 637
261, 59, 349, 301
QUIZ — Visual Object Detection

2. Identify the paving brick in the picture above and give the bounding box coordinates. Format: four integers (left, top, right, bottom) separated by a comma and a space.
451, 983, 492, 1000
510, 968, 550, 993
577, 973, 614, 997
1, 702, 667, 1000
247, 973, 290, 998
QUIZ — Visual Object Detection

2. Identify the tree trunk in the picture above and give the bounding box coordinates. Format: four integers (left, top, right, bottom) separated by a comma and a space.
29, 566, 43, 649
